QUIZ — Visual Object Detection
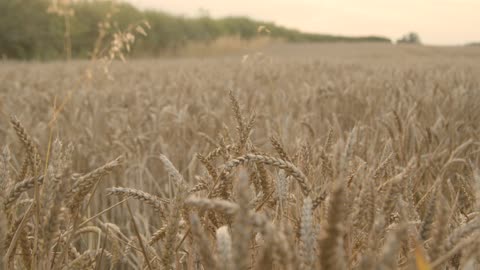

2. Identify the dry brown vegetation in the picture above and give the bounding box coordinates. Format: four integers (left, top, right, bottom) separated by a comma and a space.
1, 44, 480, 269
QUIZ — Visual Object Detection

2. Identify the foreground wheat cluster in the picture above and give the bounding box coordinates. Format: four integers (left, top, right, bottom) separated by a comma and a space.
1, 47, 480, 269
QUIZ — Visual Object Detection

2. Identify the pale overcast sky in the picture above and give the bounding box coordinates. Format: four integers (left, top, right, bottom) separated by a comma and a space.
127, 0, 479, 45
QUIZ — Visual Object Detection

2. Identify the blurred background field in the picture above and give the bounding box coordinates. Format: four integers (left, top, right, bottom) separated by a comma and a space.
2, 41, 480, 269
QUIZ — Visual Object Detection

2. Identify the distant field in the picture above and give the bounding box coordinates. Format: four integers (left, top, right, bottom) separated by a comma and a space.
1, 43, 480, 269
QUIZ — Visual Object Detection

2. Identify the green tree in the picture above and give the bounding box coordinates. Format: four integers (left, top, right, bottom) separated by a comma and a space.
397, 32, 422, 45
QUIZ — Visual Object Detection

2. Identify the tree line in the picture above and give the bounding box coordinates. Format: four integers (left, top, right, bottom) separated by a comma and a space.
0, 0, 392, 60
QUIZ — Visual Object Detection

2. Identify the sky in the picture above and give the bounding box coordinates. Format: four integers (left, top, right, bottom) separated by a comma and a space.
126, 0, 479, 45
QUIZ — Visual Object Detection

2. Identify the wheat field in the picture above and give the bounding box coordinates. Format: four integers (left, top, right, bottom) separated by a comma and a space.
1, 43, 480, 269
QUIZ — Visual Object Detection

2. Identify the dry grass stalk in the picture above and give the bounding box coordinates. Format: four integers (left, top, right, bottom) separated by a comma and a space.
67, 156, 123, 211
4, 175, 44, 210
197, 153, 218, 180
107, 187, 168, 218
186, 196, 239, 215
216, 225, 233, 269
270, 136, 291, 162
214, 154, 310, 199
319, 182, 347, 270
299, 196, 315, 270
190, 213, 218, 269
232, 169, 252, 270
